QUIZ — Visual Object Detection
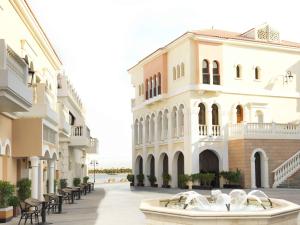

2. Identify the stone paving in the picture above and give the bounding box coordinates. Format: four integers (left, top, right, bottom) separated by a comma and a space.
6, 183, 300, 225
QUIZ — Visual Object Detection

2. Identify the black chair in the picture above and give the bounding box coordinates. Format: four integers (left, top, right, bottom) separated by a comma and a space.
43, 194, 59, 214
18, 201, 40, 225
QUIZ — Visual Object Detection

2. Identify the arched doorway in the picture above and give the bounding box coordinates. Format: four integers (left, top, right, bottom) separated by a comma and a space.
199, 150, 219, 187
149, 155, 155, 177
254, 152, 262, 188
177, 152, 184, 187
250, 149, 269, 188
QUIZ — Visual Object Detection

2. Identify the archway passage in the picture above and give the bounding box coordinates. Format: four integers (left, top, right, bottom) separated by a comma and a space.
138, 157, 143, 174
254, 152, 262, 188
177, 152, 184, 187
199, 150, 219, 187
150, 155, 155, 177
162, 154, 169, 186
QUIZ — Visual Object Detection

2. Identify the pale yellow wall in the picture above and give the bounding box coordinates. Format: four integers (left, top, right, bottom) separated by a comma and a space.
0, 114, 12, 141
12, 118, 43, 157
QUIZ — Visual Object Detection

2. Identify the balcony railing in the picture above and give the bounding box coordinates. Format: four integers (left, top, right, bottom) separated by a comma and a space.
229, 123, 300, 139
70, 125, 91, 147
202, 74, 210, 84
213, 75, 220, 85
199, 125, 208, 136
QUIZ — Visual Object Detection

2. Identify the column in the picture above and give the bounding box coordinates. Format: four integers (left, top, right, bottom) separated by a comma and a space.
209, 62, 213, 84
30, 156, 39, 199
48, 160, 55, 193
207, 105, 212, 136
176, 111, 180, 138
190, 106, 200, 174
250, 158, 256, 189
38, 160, 44, 200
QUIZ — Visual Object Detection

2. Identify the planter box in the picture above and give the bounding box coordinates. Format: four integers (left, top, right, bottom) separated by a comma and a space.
192, 185, 212, 190
162, 185, 170, 188
0, 206, 13, 223
130, 183, 134, 186
179, 185, 188, 189
223, 184, 242, 189
151, 184, 158, 187
137, 183, 144, 187
13, 207, 20, 217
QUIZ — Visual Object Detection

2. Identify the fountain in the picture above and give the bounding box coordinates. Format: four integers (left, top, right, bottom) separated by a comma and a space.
140, 189, 300, 225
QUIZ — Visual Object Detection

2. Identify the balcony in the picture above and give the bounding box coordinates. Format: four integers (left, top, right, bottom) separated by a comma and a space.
228, 123, 300, 140
22, 83, 58, 125
58, 103, 71, 136
87, 137, 99, 154
70, 125, 91, 147
0, 40, 32, 112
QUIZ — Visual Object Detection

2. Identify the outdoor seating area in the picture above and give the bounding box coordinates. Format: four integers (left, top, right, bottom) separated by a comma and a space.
3, 179, 96, 225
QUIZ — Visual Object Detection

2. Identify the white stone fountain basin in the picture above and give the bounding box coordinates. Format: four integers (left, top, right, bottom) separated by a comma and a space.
140, 197, 300, 225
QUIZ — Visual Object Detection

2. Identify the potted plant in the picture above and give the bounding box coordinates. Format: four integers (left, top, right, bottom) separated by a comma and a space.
221, 169, 242, 188
201, 173, 215, 189
191, 173, 201, 189
59, 179, 68, 189
162, 173, 171, 188
147, 175, 157, 187
126, 174, 134, 186
73, 178, 81, 187
17, 178, 31, 202
8, 196, 20, 217
136, 174, 144, 186
178, 174, 190, 189
0, 180, 15, 223
83, 176, 89, 184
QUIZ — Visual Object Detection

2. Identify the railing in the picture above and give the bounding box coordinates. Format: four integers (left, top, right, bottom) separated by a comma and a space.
273, 151, 300, 187
199, 125, 208, 136
212, 125, 221, 136
202, 74, 210, 84
71, 125, 90, 138
229, 123, 300, 139
213, 75, 220, 85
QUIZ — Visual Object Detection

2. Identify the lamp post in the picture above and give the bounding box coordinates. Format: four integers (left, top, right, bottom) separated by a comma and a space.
90, 160, 99, 183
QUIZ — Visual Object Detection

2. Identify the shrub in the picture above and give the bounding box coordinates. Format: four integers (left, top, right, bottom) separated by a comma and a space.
162, 173, 171, 185
0, 181, 15, 208
136, 174, 144, 184
8, 196, 20, 207
73, 178, 81, 187
220, 169, 241, 185
147, 175, 157, 186
60, 179, 68, 189
178, 174, 190, 188
17, 178, 31, 201
127, 174, 134, 183
201, 173, 215, 186
83, 176, 89, 184
191, 173, 200, 183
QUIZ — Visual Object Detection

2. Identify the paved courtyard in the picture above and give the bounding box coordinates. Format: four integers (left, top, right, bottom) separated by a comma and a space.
7, 183, 300, 225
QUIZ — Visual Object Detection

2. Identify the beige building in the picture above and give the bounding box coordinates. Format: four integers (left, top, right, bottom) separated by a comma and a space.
129, 24, 300, 189
0, 0, 98, 199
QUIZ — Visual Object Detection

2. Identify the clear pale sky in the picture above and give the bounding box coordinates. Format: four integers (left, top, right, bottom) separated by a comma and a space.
27, 0, 300, 168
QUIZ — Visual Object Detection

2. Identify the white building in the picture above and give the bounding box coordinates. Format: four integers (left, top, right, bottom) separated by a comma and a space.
129, 24, 300, 189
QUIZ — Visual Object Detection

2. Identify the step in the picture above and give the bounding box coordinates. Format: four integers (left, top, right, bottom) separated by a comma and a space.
278, 169, 300, 188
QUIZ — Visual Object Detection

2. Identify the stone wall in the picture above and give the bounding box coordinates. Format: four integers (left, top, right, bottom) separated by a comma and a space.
228, 139, 300, 188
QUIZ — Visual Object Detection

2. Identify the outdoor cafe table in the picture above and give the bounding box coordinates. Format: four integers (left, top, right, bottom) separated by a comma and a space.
47, 193, 63, 213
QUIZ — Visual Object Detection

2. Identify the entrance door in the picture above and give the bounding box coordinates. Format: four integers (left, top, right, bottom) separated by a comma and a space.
177, 153, 184, 187
254, 152, 262, 188
199, 150, 219, 187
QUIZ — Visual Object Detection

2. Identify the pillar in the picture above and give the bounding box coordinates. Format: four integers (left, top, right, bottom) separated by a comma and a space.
49, 160, 55, 193
30, 156, 39, 199
250, 158, 256, 189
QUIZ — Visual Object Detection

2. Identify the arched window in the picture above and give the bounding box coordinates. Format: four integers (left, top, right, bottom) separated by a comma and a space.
202, 60, 210, 84
158, 73, 161, 95
178, 105, 184, 137
236, 105, 243, 123
198, 103, 206, 125
149, 77, 153, 98
177, 65, 180, 79
153, 75, 157, 97
138, 85, 141, 96
236, 65, 241, 78
139, 118, 143, 144
212, 104, 219, 125
145, 79, 149, 100
141, 84, 144, 96
213, 61, 220, 85
173, 67, 176, 80
181, 63, 185, 77
172, 107, 178, 138
134, 120, 139, 145
255, 67, 261, 80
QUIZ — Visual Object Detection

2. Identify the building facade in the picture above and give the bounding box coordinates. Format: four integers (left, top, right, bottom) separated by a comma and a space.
0, 0, 98, 200
129, 24, 300, 189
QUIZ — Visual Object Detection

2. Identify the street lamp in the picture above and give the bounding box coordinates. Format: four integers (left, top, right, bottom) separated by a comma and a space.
90, 160, 99, 183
